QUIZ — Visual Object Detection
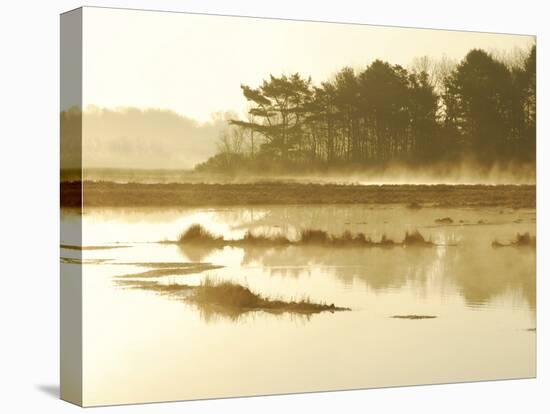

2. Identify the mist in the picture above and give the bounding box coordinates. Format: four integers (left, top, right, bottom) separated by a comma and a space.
80, 106, 226, 169
201, 160, 536, 185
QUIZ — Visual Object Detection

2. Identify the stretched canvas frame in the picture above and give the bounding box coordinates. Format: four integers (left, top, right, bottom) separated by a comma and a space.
60, 7, 536, 407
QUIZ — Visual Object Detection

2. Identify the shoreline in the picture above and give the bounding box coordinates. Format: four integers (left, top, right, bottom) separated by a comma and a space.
61, 181, 536, 208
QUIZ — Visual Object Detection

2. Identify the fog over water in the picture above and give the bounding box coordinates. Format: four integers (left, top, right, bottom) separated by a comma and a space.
76, 163, 535, 185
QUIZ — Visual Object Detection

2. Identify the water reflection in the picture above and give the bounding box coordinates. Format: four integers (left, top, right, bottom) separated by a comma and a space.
76, 205, 536, 312
75, 204, 536, 405
175, 242, 535, 311
191, 303, 318, 324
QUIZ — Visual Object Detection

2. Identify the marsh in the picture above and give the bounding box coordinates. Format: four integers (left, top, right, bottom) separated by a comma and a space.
61, 193, 535, 405
59, 7, 537, 407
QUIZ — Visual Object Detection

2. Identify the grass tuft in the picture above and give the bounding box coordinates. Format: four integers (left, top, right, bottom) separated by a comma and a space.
403, 230, 432, 246
407, 201, 423, 209
515, 232, 535, 246
380, 234, 396, 246
492, 232, 536, 248
299, 229, 330, 244
242, 231, 291, 245
178, 224, 221, 244
391, 315, 437, 320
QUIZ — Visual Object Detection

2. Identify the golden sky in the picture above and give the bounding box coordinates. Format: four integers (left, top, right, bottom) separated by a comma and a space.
83, 7, 534, 122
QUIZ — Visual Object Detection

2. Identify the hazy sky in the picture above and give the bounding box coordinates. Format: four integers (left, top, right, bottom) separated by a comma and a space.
83, 7, 534, 122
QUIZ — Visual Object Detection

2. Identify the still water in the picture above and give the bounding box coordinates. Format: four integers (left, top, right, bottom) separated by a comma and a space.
61, 205, 536, 406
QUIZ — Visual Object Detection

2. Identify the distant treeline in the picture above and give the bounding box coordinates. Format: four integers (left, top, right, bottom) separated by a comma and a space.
196, 46, 535, 173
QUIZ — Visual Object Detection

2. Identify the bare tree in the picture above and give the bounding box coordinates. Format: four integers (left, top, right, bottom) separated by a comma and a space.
217, 126, 245, 155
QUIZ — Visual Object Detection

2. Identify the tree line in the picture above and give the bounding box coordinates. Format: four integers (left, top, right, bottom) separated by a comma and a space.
196, 46, 535, 173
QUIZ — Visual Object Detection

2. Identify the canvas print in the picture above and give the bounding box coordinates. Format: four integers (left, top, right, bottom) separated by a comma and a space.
60, 7, 536, 407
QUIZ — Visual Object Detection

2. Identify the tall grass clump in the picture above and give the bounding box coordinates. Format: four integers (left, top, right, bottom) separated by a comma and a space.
379, 234, 396, 246
492, 232, 536, 247
178, 224, 221, 244
330, 230, 366, 245
403, 230, 432, 246
242, 230, 291, 245
299, 229, 330, 244
193, 278, 261, 309
515, 232, 535, 246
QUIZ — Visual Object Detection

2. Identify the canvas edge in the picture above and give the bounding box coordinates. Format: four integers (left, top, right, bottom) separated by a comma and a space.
60, 7, 83, 407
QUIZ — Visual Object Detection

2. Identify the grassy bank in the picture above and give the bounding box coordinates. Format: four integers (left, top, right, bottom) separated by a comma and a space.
190, 278, 349, 315
61, 182, 535, 208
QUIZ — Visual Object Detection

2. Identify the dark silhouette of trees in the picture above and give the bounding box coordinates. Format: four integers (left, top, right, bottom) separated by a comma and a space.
197, 45, 535, 173
516, 45, 536, 160
229, 74, 313, 162
443, 49, 514, 161
442, 46, 536, 162
408, 70, 440, 161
